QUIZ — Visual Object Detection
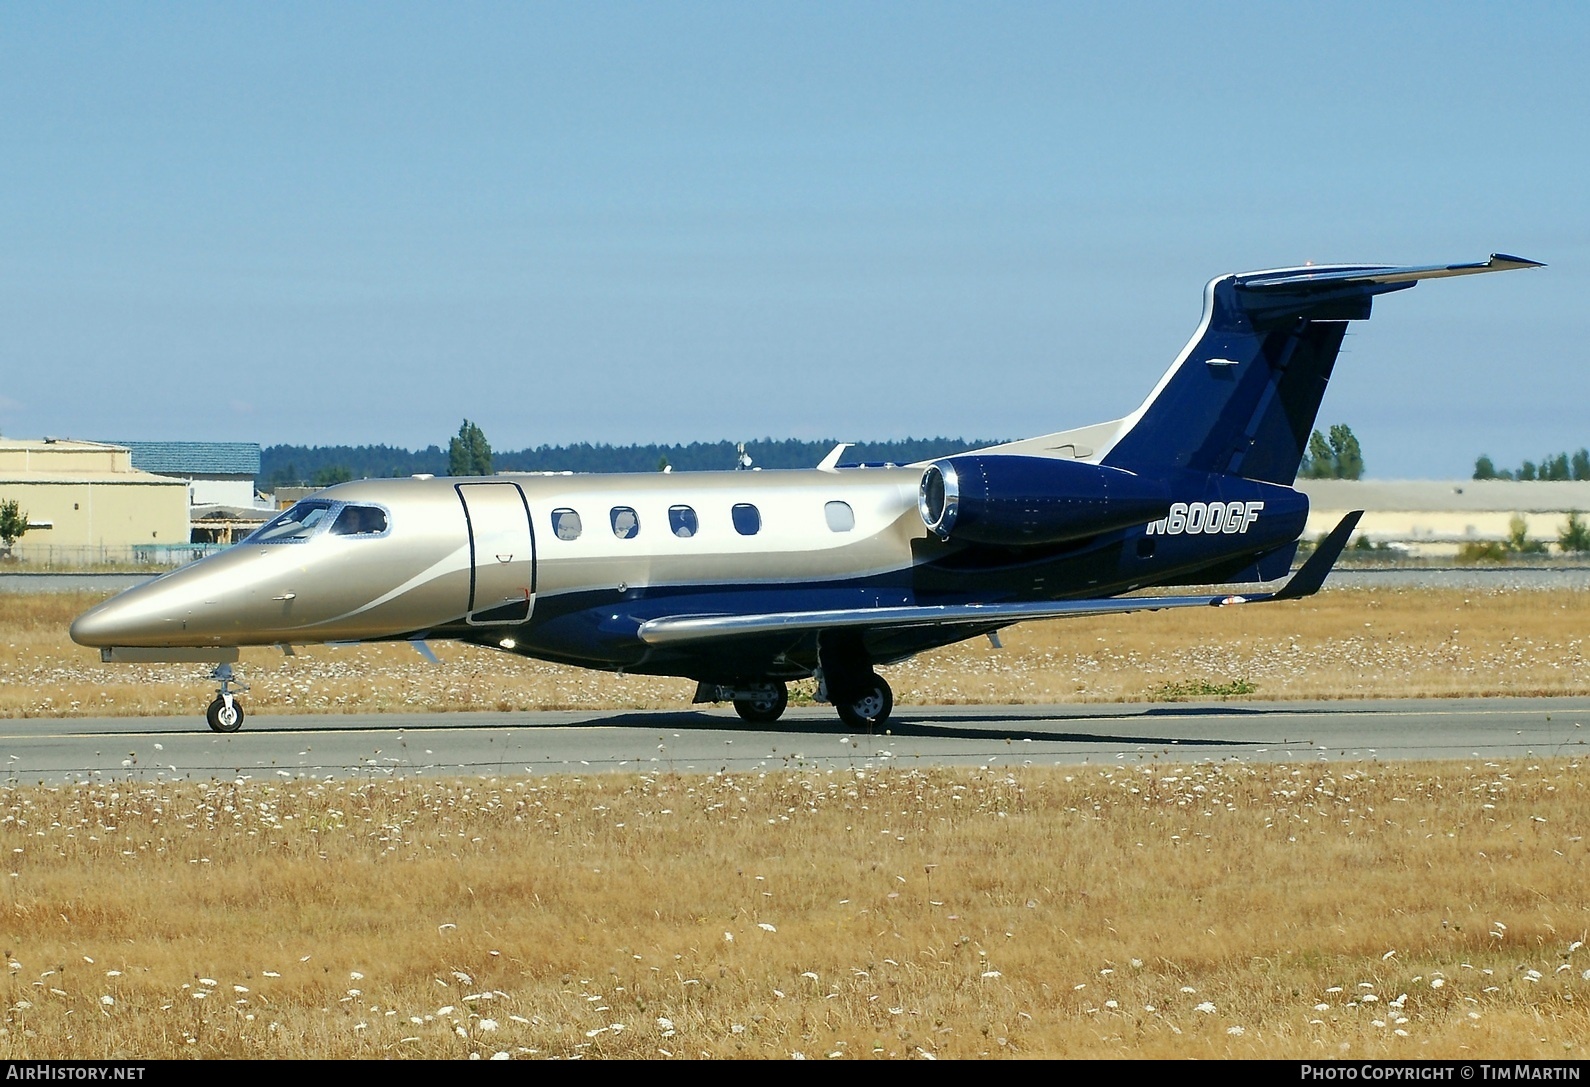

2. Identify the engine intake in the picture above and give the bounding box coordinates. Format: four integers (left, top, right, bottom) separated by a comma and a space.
919, 455, 1171, 546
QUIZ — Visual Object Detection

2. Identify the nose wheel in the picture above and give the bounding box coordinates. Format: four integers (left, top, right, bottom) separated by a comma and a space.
206, 663, 248, 733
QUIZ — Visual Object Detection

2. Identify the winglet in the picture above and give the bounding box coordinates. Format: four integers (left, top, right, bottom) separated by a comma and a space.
1272, 511, 1363, 601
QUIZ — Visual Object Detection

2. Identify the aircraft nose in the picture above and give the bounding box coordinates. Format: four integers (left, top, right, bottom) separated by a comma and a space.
70, 592, 148, 648
70, 571, 201, 649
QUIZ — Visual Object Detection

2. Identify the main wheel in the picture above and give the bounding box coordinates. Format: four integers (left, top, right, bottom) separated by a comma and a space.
835, 675, 892, 729
733, 682, 789, 724
206, 696, 245, 733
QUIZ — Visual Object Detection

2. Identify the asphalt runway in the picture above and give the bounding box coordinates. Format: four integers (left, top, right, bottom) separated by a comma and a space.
0, 697, 1586, 784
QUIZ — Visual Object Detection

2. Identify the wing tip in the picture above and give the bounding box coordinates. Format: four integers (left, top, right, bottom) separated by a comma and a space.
1488, 252, 1546, 270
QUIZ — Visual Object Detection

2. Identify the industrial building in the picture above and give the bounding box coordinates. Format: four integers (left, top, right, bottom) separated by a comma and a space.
112, 441, 262, 508
1298, 479, 1590, 555
0, 439, 190, 563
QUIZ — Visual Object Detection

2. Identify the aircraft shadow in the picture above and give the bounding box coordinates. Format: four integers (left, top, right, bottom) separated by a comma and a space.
577, 709, 1274, 748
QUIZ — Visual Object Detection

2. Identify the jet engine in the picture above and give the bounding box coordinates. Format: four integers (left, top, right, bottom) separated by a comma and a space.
918, 455, 1171, 546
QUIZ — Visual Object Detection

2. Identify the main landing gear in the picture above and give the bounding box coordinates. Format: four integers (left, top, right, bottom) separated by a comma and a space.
694, 674, 895, 729
830, 674, 893, 730
694, 681, 791, 723
692, 630, 897, 730
817, 629, 893, 730
205, 662, 248, 733
732, 682, 789, 724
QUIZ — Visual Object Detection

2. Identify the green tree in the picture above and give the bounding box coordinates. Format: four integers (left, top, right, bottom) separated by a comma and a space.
1507, 513, 1546, 554
1518, 460, 1537, 481
0, 499, 28, 559
1328, 424, 1364, 480
1301, 430, 1335, 479
1560, 512, 1590, 554
448, 420, 493, 477
1473, 454, 1498, 480
312, 465, 353, 487
1573, 449, 1590, 481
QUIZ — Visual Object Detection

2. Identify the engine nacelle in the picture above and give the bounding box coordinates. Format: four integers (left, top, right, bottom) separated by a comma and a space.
918, 455, 1171, 546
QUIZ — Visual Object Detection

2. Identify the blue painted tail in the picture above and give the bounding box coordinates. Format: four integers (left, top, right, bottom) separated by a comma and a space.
1098, 255, 1542, 484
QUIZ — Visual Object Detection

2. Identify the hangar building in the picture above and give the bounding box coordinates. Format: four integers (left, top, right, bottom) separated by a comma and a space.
1297, 479, 1590, 555
112, 441, 263, 508
0, 439, 189, 563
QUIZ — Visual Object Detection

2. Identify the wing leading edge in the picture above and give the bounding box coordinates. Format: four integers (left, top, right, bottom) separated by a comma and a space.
637, 512, 1363, 647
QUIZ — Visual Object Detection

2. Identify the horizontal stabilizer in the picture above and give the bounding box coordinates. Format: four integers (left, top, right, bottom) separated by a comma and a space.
1239, 253, 1544, 292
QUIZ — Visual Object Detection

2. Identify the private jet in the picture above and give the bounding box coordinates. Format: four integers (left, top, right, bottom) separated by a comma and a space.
71, 254, 1542, 731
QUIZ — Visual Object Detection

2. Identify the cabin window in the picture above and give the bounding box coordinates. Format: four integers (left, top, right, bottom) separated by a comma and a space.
550, 508, 582, 541
249, 500, 335, 544
731, 503, 761, 536
824, 501, 855, 532
330, 504, 388, 536
669, 505, 698, 537
610, 506, 640, 539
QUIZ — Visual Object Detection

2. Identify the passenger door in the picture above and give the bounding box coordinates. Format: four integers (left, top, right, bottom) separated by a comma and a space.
455, 482, 535, 625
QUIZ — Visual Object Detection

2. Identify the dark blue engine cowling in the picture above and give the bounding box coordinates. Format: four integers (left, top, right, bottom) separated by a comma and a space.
919, 455, 1171, 546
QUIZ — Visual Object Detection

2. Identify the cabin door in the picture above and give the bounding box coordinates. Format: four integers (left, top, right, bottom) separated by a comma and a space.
456, 482, 535, 625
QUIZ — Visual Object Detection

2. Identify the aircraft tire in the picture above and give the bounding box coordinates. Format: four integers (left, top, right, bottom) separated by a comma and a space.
733, 682, 788, 724
206, 696, 245, 733
835, 675, 892, 730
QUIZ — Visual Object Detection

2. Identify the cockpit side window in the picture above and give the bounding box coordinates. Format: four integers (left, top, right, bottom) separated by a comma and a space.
330, 504, 389, 537
249, 500, 336, 544
551, 508, 582, 541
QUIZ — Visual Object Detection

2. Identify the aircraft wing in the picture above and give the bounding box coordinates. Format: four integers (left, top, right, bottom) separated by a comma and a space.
637, 512, 1362, 647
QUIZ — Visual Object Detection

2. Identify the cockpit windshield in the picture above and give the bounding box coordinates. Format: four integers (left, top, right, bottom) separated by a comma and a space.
247, 501, 336, 544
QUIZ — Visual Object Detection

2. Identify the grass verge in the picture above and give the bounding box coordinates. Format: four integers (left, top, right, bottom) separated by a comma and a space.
3, 587, 1587, 717
0, 760, 1585, 1058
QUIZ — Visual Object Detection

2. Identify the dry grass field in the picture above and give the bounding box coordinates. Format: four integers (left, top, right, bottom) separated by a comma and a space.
0, 760, 1585, 1059
1, 587, 1586, 718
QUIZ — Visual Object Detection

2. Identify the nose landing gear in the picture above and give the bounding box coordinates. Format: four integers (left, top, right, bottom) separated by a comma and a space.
206, 662, 248, 733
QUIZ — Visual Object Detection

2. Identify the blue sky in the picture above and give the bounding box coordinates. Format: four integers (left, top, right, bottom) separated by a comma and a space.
2, 3, 1584, 476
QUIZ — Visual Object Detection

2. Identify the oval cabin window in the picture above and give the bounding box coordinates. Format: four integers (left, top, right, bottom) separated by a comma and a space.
550, 508, 582, 541
669, 505, 698, 537
731, 503, 761, 536
824, 501, 855, 532
610, 507, 641, 539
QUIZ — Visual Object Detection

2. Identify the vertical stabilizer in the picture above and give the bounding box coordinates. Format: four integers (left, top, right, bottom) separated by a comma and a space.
1097, 255, 1542, 483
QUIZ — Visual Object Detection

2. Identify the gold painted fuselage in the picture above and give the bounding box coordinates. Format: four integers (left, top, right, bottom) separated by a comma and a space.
70, 467, 928, 667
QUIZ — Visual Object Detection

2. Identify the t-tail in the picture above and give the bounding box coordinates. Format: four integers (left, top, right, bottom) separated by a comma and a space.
990, 254, 1543, 483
